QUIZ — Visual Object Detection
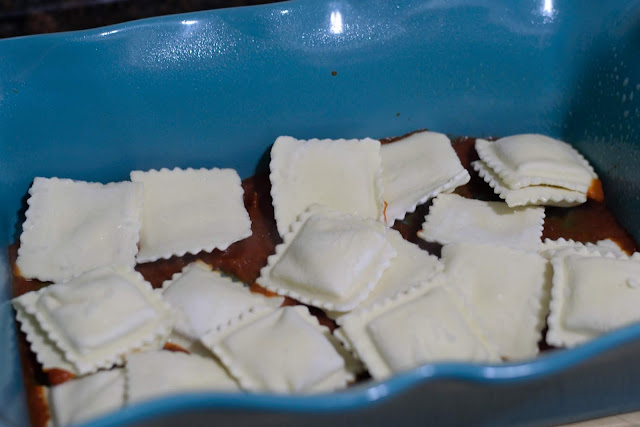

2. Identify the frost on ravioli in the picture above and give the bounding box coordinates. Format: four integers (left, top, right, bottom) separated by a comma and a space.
126, 350, 239, 404
547, 251, 640, 348
441, 243, 547, 360
49, 369, 125, 427
417, 193, 544, 252
336, 278, 499, 380
201, 306, 354, 393
17, 177, 143, 283
472, 160, 587, 208
474, 134, 599, 198
380, 131, 470, 226
257, 206, 396, 311
269, 136, 383, 236
130, 167, 252, 263
12, 266, 173, 375
162, 261, 283, 341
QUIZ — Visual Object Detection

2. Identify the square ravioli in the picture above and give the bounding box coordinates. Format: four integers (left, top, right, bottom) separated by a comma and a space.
547, 250, 640, 348
336, 278, 499, 380
49, 368, 125, 427
162, 261, 283, 341
17, 177, 143, 282
441, 243, 548, 360
269, 136, 383, 236
380, 131, 470, 226
130, 167, 252, 262
330, 228, 443, 318
473, 160, 587, 207
201, 306, 354, 393
126, 350, 239, 404
475, 134, 599, 196
257, 206, 396, 311
417, 193, 544, 252
12, 266, 173, 375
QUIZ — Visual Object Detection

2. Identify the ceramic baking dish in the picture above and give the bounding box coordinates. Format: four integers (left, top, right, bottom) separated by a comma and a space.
1, 0, 639, 425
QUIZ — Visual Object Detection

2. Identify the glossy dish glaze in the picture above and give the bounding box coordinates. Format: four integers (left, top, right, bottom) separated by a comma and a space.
1, 1, 640, 426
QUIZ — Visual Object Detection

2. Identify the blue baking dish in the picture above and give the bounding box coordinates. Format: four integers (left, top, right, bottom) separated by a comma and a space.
1, 0, 640, 425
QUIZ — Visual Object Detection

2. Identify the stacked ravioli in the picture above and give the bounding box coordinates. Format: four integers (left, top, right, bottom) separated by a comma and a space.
472, 134, 602, 207
10, 130, 640, 426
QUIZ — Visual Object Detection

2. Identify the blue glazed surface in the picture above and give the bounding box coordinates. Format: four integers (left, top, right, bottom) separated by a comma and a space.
1, 1, 639, 425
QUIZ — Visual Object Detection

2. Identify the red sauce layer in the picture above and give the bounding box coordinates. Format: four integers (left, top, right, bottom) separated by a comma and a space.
9, 135, 638, 427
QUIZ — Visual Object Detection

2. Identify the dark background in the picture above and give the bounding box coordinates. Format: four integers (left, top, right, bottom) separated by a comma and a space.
0, 0, 280, 39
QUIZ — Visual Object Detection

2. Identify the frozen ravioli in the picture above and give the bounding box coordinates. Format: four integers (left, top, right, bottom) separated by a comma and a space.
474, 134, 600, 205
17, 177, 143, 283
380, 131, 470, 226
257, 206, 396, 311
49, 369, 125, 427
126, 350, 239, 404
201, 306, 354, 393
473, 160, 587, 207
162, 261, 283, 341
330, 228, 443, 318
131, 167, 252, 263
269, 136, 383, 236
547, 250, 640, 348
12, 266, 173, 375
441, 243, 548, 360
418, 193, 545, 252
336, 278, 499, 380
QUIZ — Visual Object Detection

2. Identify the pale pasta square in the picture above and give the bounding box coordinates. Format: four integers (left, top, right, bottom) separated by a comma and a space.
418, 193, 544, 252
441, 243, 548, 360
162, 261, 282, 341
201, 306, 354, 393
548, 250, 640, 348
269, 136, 383, 235
17, 177, 143, 283
131, 167, 252, 263
336, 278, 499, 380
49, 369, 125, 427
126, 350, 239, 404
380, 131, 469, 225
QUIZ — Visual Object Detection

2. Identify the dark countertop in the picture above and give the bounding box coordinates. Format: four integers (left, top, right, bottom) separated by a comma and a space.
0, 0, 281, 39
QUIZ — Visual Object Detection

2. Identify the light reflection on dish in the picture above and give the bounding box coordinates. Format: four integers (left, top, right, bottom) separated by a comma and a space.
330, 10, 344, 34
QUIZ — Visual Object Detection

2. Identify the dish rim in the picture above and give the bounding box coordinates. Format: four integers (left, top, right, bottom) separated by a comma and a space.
1, 2, 639, 426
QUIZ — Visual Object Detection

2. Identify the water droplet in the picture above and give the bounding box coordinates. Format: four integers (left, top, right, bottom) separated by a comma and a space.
627, 278, 639, 289
622, 94, 627, 102
624, 110, 629, 118
623, 77, 629, 87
